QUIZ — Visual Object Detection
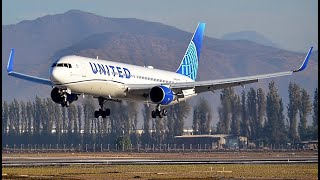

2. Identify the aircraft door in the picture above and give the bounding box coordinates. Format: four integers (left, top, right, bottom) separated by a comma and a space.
81, 63, 87, 77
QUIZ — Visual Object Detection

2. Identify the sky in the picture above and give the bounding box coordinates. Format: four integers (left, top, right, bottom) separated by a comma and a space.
2, 0, 318, 52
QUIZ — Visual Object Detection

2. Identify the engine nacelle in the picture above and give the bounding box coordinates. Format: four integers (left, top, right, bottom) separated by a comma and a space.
50, 87, 78, 104
149, 85, 176, 105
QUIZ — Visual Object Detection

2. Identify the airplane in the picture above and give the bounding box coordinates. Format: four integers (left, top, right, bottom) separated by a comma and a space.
6, 22, 313, 119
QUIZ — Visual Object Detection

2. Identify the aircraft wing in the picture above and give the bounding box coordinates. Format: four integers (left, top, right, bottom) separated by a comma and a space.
126, 46, 313, 95
6, 49, 52, 86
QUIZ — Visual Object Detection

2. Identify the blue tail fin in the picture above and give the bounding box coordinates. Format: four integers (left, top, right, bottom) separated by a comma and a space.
176, 22, 205, 81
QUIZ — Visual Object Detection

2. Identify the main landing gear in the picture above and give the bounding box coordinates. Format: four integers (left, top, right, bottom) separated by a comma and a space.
94, 97, 110, 118
151, 105, 167, 118
61, 95, 70, 107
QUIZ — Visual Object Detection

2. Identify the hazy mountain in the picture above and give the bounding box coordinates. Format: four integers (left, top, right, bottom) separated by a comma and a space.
221, 31, 279, 48
2, 10, 318, 126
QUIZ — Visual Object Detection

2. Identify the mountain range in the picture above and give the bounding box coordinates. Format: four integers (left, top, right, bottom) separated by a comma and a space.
2, 10, 318, 126
221, 31, 279, 48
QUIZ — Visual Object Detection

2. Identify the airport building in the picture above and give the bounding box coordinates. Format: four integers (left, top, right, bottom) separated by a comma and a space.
174, 134, 248, 150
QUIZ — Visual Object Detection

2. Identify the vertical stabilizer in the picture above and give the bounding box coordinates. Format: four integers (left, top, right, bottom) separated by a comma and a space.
176, 23, 205, 81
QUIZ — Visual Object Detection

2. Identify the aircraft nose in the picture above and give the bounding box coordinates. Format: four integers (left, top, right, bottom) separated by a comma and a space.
50, 67, 63, 84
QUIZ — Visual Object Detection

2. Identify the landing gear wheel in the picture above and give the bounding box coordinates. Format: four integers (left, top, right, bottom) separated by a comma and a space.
94, 97, 111, 118
94, 111, 99, 118
61, 101, 69, 107
158, 111, 163, 118
161, 109, 167, 116
101, 111, 107, 118
105, 108, 110, 116
151, 108, 167, 118
151, 111, 156, 118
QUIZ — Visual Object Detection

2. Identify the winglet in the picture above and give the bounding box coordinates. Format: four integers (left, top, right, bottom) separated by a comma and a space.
293, 46, 313, 72
7, 48, 15, 73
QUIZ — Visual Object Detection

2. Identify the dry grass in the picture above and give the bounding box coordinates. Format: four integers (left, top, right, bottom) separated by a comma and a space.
3, 151, 317, 159
2, 164, 318, 180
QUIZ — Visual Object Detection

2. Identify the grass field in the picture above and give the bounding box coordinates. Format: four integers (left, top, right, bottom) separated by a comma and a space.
2, 151, 318, 179
2, 164, 318, 179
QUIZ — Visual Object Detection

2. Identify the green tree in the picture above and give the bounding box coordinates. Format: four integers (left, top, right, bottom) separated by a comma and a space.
8, 99, 20, 136
53, 102, 62, 143
287, 82, 301, 142
127, 102, 138, 132
33, 96, 43, 136
67, 104, 77, 133
20, 101, 27, 134
265, 81, 288, 144
256, 88, 266, 140
26, 101, 34, 135
115, 136, 131, 151
298, 88, 312, 141
172, 101, 191, 136
240, 91, 249, 137
83, 96, 96, 143
231, 94, 241, 136
247, 88, 257, 139
2, 101, 9, 137
141, 104, 152, 144
312, 88, 318, 139
216, 88, 234, 134
194, 98, 212, 134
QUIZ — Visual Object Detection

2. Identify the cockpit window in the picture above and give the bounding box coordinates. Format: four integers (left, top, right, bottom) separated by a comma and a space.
55, 63, 72, 68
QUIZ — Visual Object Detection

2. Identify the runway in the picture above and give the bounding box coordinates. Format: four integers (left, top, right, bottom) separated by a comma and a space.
2, 156, 317, 167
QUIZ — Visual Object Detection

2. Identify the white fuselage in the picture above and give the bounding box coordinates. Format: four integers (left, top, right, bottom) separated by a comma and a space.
50, 55, 195, 105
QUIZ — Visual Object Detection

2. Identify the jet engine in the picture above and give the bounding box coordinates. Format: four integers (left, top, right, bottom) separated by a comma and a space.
149, 85, 176, 105
50, 87, 78, 105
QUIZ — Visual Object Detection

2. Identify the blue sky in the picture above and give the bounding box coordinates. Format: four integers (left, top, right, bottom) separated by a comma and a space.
2, 0, 318, 52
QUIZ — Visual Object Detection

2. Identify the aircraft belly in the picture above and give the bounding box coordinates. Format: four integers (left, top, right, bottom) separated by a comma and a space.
67, 80, 126, 97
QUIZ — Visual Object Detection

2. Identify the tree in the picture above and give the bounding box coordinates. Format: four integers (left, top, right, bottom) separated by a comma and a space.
298, 88, 312, 141
312, 88, 318, 139
115, 136, 131, 151
2, 101, 9, 137
8, 99, 20, 136
77, 105, 83, 134
173, 101, 191, 136
82, 96, 96, 143
231, 94, 241, 136
216, 88, 234, 134
247, 88, 257, 139
141, 104, 152, 144
127, 102, 138, 132
256, 88, 266, 140
20, 101, 27, 134
26, 101, 34, 136
53, 102, 62, 143
265, 81, 288, 144
33, 96, 42, 136
240, 91, 249, 137
193, 106, 200, 135
194, 98, 212, 134
287, 82, 301, 142
67, 104, 77, 134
